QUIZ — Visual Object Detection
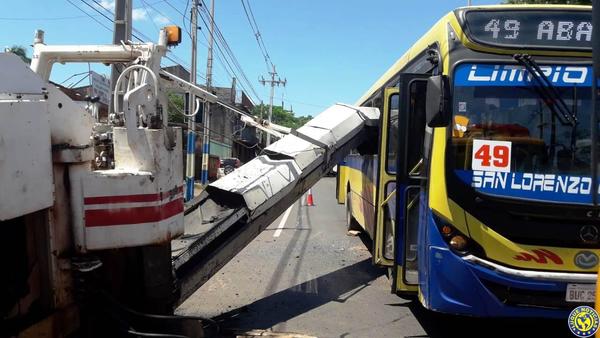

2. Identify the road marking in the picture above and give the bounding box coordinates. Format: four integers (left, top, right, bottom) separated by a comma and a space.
273, 205, 293, 237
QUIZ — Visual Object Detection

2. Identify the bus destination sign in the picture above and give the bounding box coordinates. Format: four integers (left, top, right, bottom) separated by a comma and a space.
463, 10, 592, 50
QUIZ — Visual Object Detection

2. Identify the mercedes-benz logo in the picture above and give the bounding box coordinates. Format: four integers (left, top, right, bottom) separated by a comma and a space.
579, 225, 599, 244
574, 251, 599, 269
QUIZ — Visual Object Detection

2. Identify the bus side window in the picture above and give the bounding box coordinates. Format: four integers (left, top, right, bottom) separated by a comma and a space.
387, 94, 400, 173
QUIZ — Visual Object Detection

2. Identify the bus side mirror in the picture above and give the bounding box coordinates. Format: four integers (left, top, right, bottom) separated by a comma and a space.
426, 75, 450, 127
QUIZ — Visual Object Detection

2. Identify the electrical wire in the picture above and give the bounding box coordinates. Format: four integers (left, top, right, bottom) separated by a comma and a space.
139, 0, 162, 32
66, 0, 113, 31
197, 1, 261, 102
275, 95, 327, 109
170, 119, 262, 151
240, 0, 272, 71
75, 0, 208, 83
168, 94, 258, 130
69, 73, 90, 88
164, 0, 192, 39
160, 0, 262, 99
167, 98, 263, 150
69, 0, 271, 142
137, 0, 212, 83
59, 71, 90, 85
0, 15, 92, 21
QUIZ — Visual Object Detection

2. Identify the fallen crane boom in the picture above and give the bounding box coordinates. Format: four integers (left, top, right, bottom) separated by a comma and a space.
173, 104, 379, 303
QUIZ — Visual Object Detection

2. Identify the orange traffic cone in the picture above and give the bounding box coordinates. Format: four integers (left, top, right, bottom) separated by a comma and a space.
306, 189, 315, 206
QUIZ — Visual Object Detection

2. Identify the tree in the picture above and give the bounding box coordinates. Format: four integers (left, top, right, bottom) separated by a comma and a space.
504, 0, 590, 4
167, 92, 186, 124
6, 45, 31, 64
252, 104, 312, 129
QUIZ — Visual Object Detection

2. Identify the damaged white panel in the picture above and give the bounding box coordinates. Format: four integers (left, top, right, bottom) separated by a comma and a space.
0, 54, 54, 221
0, 100, 53, 221
207, 155, 302, 213
237, 157, 301, 214
207, 104, 379, 216
296, 104, 380, 151
0, 53, 48, 94
264, 134, 323, 171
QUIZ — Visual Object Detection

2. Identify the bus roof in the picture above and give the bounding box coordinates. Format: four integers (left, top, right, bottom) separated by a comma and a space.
355, 4, 592, 106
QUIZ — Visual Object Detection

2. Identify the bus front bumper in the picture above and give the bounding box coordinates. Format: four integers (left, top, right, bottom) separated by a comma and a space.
424, 245, 596, 318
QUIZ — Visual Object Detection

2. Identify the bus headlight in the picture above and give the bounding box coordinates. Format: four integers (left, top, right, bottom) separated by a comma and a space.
449, 234, 468, 251
433, 215, 484, 256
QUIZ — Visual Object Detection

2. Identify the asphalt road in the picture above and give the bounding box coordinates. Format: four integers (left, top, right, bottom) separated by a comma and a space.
177, 177, 576, 338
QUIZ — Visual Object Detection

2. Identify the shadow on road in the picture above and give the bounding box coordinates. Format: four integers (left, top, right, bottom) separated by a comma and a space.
213, 257, 385, 331
403, 300, 574, 338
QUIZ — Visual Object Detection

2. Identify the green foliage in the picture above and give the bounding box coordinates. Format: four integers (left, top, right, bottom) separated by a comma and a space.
252, 104, 313, 129
503, 0, 590, 4
6, 45, 31, 64
167, 92, 186, 124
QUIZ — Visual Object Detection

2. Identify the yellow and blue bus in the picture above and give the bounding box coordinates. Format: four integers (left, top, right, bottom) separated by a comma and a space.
338, 4, 598, 318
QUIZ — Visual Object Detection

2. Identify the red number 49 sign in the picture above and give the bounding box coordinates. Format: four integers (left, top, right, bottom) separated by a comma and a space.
471, 139, 512, 173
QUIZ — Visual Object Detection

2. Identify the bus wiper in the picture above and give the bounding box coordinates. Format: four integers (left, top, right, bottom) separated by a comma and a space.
513, 54, 578, 126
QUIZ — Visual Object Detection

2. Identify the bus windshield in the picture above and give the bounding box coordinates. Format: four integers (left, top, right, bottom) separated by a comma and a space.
449, 63, 596, 204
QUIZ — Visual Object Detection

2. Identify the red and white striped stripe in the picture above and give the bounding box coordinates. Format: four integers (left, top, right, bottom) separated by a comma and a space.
83, 186, 184, 227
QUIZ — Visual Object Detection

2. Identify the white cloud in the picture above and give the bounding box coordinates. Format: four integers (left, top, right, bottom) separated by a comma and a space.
132, 8, 149, 21
97, 0, 115, 11
92, 1, 170, 26
153, 15, 171, 25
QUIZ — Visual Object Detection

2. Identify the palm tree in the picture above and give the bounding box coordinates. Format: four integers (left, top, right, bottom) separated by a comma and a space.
5, 45, 31, 65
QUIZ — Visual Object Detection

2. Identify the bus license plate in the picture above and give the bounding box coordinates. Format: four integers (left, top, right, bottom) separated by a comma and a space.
566, 284, 596, 303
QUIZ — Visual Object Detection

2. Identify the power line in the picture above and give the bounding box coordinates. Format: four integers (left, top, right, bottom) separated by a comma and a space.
162, 2, 227, 87
161, 0, 261, 99
168, 99, 263, 151
163, 0, 192, 38
0, 15, 93, 21
240, 0, 272, 71
195, 6, 255, 98
275, 96, 327, 109
73, 0, 208, 82
137, 0, 210, 81
196, 2, 261, 102
66, 0, 113, 31
80, 0, 116, 23
139, 0, 162, 32
68, 0, 259, 106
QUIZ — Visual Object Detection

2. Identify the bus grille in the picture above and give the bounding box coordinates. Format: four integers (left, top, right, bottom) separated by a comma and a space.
481, 279, 589, 310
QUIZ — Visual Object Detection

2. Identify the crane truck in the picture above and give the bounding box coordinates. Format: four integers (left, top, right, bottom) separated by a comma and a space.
1, 27, 379, 337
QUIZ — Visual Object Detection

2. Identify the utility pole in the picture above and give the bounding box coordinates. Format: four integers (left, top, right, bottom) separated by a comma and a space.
260, 65, 286, 146
467, 0, 472, 6
200, 0, 215, 185
109, 0, 132, 118
185, 0, 199, 201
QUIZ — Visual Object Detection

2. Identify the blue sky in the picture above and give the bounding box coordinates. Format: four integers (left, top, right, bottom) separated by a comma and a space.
0, 0, 500, 116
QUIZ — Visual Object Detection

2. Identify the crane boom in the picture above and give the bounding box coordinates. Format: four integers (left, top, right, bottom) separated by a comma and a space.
173, 104, 379, 303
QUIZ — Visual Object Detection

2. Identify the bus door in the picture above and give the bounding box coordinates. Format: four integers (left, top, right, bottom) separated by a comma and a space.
396, 74, 429, 292
373, 87, 399, 267
373, 74, 429, 292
